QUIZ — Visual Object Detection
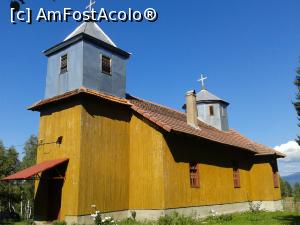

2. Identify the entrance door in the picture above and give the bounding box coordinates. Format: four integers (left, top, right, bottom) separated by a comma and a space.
34, 162, 68, 221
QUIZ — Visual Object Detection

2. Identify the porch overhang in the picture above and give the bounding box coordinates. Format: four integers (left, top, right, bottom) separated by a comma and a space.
1, 158, 69, 181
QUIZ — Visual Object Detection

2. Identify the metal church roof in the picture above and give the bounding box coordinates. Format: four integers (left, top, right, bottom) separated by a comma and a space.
64, 22, 117, 47
196, 89, 229, 105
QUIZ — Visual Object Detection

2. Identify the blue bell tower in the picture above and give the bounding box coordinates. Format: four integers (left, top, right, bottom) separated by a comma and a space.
43, 20, 130, 99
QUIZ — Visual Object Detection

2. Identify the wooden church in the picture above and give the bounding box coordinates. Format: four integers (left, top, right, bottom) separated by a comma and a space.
3, 20, 285, 223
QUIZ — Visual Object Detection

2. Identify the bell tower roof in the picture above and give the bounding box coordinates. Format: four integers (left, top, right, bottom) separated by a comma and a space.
196, 89, 229, 106
64, 22, 117, 47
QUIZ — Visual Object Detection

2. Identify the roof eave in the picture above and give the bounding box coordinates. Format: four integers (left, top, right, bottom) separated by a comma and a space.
255, 152, 286, 158
44, 33, 131, 59
28, 88, 131, 111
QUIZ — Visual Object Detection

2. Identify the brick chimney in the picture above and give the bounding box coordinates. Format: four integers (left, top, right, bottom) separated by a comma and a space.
185, 90, 198, 128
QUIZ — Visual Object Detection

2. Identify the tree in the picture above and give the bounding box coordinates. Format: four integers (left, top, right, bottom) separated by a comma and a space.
0, 142, 21, 212
294, 182, 300, 200
294, 64, 300, 144
280, 177, 293, 197
20, 135, 38, 218
21, 135, 37, 169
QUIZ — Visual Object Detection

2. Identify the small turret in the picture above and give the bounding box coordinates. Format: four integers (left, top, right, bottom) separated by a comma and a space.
196, 75, 229, 131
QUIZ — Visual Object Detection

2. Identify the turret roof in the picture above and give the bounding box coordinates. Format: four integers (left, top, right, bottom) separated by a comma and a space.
64, 22, 117, 47
196, 89, 229, 105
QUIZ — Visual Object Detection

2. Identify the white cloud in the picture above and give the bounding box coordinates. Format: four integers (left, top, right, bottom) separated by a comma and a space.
275, 141, 300, 176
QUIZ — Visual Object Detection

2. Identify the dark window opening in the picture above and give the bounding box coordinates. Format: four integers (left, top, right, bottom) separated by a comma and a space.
102, 55, 111, 75
233, 161, 240, 188
189, 163, 199, 188
209, 105, 214, 116
60, 54, 68, 74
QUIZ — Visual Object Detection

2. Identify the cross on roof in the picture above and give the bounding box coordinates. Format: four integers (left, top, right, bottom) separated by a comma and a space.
86, 0, 96, 12
197, 74, 207, 90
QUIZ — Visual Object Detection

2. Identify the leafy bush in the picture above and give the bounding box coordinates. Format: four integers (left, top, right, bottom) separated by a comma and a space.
157, 212, 198, 225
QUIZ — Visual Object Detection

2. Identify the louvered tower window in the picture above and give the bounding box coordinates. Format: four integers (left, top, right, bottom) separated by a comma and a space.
60, 54, 68, 74
102, 55, 111, 75
209, 105, 214, 116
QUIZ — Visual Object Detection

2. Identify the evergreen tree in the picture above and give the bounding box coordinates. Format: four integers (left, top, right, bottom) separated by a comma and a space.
294, 64, 300, 144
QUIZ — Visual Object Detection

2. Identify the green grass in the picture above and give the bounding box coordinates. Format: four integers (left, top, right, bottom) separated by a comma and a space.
2, 211, 300, 225
118, 211, 300, 225
203, 211, 300, 225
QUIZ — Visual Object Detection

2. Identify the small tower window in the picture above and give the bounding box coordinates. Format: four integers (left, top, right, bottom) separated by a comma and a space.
60, 54, 68, 74
209, 105, 214, 116
189, 163, 200, 188
102, 55, 111, 75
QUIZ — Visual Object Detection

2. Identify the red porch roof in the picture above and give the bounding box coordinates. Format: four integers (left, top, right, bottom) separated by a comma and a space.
2, 158, 69, 181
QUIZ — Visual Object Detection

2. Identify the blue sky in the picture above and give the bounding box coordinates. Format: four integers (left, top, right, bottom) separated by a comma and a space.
0, 0, 299, 174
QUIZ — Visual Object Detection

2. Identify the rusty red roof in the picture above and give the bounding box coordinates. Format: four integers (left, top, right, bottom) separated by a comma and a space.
28, 87, 131, 111
2, 158, 69, 181
127, 95, 285, 158
27, 88, 284, 158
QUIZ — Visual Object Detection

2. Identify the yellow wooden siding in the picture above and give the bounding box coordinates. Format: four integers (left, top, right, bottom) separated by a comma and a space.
77, 99, 131, 215
34, 98, 281, 220
249, 163, 281, 200
162, 134, 281, 208
128, 114, 165, 209
35, 101, 82, 219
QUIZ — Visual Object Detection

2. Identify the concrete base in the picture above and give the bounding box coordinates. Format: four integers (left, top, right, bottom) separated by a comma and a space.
62, 200, 283, 224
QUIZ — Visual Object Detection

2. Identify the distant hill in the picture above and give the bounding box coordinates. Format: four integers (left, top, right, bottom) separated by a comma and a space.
282, 172, 300, 185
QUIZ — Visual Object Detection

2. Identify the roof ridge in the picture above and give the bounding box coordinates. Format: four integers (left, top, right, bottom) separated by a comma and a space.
126, 94, 223, 131
126, 94, 186, 115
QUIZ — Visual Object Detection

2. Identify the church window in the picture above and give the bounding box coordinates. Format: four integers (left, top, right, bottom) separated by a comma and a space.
102, 55, 111, 75
60, 54, 68, 74
209, 105, 214, 116
189, 163, 199, 188
271, 162, 279, 188
232, 161, 240, 188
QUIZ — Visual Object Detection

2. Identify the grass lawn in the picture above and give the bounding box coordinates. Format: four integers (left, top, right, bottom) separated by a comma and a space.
118, 211, 300, 225
201, 211, 300, 225
2, 211, 300, 225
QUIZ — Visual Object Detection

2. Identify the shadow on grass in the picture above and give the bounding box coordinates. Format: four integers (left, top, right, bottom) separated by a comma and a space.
275, 215, 300, 225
